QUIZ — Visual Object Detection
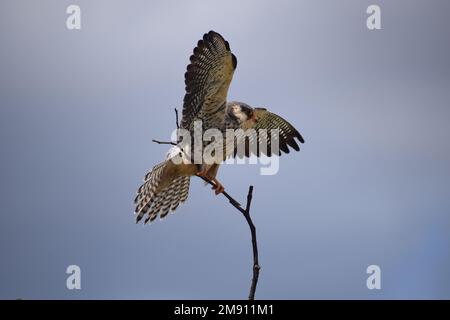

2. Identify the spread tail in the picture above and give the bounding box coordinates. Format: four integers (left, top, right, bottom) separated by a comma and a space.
134, 161, 190, 224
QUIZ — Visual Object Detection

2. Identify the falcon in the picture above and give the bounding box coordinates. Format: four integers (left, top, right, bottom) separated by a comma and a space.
134, 31, 304, 224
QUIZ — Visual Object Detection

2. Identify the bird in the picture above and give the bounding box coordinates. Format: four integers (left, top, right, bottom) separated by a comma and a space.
134, 31, 304, 224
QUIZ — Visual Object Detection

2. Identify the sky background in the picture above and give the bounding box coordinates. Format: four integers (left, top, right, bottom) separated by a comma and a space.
1, 0, 450, 299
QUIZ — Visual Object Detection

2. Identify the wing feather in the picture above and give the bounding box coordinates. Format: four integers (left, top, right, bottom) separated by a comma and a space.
180, 31, 237, 130
232, 108, 304, 158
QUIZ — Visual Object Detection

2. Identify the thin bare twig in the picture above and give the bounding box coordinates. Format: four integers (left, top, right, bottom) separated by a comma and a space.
152, 108, 181, 147
175, 108, 180, 129
151, 139, 177, 146
196, 175, 260, 300
244, 186, 259, 300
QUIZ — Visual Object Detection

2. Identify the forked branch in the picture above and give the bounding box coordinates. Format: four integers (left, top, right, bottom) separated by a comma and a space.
197, 175, 260, 300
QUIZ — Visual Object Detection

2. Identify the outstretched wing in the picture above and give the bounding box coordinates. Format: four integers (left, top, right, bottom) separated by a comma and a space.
232, 108, 305, 158
180, 31, 237, 130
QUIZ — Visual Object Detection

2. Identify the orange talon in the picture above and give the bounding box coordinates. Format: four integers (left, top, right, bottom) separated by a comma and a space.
196, 169, 208, 178
197, 169, 225, 195
212, 178, 225, 195
215, 185, 224, 195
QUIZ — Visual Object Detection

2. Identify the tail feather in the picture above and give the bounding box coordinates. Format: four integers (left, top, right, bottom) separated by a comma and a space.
160, 177, 182, 219
148, 187, 169, 221
170, 176, 188, 211
168, 178, 182, 212
135, 161, 190, 224
179, 177, 190, 203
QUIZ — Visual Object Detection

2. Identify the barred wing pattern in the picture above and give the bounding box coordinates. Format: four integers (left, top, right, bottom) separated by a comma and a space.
233, 108, 305, 158
181, 31, 237, 131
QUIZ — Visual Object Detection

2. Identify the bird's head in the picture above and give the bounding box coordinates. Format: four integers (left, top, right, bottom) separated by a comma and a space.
227, 102, 257, 125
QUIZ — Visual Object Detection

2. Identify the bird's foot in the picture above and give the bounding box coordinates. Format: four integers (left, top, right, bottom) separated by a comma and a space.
196, 169, 208, 178
211, 178, 225, 195
196, 170, 224, 195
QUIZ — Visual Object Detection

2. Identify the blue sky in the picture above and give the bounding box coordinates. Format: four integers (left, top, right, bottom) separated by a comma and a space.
0, 0, 449, 299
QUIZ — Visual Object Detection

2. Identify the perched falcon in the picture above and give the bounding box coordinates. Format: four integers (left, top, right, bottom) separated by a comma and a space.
134, 31, 304, 224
